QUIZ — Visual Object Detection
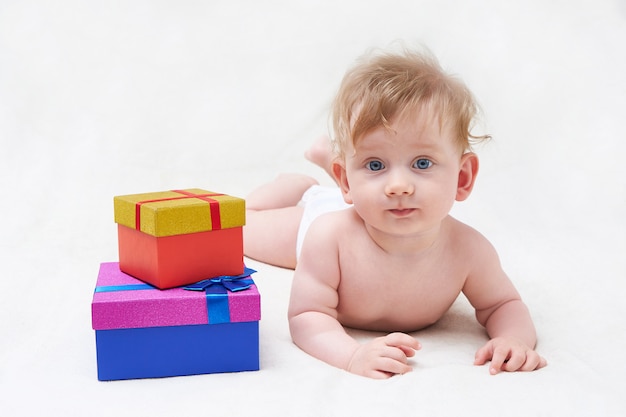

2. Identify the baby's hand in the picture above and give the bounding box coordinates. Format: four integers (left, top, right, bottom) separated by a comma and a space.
474, 337, 547, 375
347, 332, 421, 379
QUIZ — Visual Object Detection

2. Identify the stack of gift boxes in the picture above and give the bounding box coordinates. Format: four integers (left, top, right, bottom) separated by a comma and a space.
91, 189, 261, 381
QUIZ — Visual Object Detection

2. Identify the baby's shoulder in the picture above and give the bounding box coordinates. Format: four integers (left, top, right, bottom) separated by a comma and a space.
306, 207, 361, 240
313, 206, 359, 226
446, 216, 497, 255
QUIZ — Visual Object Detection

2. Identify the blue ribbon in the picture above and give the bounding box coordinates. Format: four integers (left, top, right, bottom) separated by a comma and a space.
184, 267, 256, 324
95, 283, 156, 292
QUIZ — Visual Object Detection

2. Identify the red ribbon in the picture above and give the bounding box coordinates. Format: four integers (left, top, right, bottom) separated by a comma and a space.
135, 189, 224, 232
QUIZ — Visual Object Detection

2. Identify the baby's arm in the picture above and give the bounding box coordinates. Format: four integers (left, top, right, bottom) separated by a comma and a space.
288, 217, 419, 379
462, 235, 547, 374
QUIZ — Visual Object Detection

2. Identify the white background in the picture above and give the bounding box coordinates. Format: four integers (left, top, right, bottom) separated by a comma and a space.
1, 1, 625, 416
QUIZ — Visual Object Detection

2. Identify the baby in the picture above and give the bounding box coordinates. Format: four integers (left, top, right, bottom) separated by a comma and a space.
244, 48, 547, 378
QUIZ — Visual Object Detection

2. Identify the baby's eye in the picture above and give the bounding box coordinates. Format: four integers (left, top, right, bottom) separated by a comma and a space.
366, 160, 385, 171
413, 158, 433, 170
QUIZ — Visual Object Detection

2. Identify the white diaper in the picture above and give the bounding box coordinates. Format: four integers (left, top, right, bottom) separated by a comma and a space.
296, 185, 352, 259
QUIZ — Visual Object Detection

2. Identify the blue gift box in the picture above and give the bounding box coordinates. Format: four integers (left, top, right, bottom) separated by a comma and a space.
91, 262, 261, 381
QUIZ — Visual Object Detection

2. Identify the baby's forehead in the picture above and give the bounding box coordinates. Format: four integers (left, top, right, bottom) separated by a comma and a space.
356, 107, 455, 142
335, 99, 468, 157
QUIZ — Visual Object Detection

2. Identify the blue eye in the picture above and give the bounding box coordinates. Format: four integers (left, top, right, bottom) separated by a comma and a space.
414, 159, 433, 169
366, 160, 385, 171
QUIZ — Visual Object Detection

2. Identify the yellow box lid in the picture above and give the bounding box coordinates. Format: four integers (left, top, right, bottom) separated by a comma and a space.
114, 188, 245, 237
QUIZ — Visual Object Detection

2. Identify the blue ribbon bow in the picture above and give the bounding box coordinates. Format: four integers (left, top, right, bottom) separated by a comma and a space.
184, 267, 256, 324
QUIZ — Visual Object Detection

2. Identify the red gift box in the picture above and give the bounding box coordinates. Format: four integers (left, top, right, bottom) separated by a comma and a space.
114, 189, 245, 289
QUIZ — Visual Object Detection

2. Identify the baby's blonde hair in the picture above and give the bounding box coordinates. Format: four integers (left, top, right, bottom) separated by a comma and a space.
331, 47, 490, 158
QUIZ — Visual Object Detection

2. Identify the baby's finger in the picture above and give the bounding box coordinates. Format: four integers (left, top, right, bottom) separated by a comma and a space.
473, 343, 492, 365
365, 369, 395, 380
384, 332, 421, 350
489, 347, 509, 375
379, 345, 412, 364
398, 344, 420, 357
501, 350, 525, 372
519, 352, 547, 372
376, 356, 413, 376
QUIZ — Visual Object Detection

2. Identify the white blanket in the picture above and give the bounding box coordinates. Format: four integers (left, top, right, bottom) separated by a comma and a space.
1, 1, 625, 415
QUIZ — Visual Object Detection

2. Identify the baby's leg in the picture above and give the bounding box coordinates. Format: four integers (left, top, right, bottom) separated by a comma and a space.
244, 173, 318, 269
246, 173, 318, 210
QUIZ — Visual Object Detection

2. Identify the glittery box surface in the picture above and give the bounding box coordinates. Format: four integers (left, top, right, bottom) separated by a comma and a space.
92, 262, 261, 380
92, 262, 260, 330
113, 188, 245, 237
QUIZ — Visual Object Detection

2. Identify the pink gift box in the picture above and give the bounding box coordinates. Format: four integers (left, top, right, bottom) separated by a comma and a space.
92, 262, 260, 329
91, 262, 261, 380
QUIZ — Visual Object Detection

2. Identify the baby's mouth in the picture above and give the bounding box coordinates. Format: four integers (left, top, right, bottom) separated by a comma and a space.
389, 208, 415, 217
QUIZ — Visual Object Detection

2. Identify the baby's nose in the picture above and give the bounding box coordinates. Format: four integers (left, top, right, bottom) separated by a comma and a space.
384, 172, 415, 196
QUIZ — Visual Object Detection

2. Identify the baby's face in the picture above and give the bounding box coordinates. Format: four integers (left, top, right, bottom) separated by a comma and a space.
340, 108, 465, 239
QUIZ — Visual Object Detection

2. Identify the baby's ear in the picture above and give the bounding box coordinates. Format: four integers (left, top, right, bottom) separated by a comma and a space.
456, 152, 479, 201
332, 160, 354, 204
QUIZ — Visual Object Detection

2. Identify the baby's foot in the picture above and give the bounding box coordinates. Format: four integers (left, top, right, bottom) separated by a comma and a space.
305, 135, 333, 169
